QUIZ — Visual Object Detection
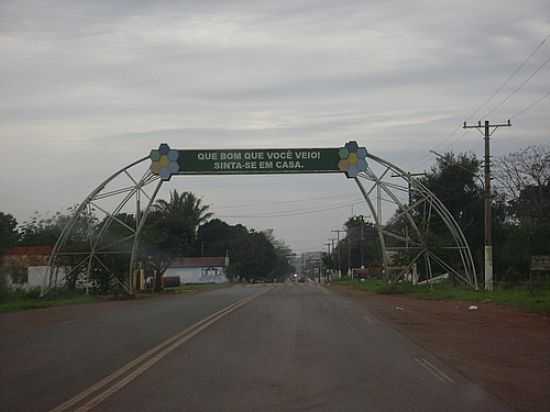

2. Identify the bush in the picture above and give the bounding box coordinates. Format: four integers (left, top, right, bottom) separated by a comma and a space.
24, 287, 42, 299
0, 271, 8, 302
162, 276, 181, 288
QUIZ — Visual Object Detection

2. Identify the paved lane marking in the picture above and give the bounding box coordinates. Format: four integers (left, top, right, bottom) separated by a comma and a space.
49, 288, 271, 412
363, 313, 376, 324
414, 357, 455, 384
420, 358, 454, 383
49, 302, 244, 412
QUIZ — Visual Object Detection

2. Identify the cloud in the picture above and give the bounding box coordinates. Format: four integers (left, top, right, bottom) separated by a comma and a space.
1, 0, 549, 252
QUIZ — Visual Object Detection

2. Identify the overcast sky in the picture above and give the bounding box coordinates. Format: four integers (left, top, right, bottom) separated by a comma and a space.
1, 0, 549, 254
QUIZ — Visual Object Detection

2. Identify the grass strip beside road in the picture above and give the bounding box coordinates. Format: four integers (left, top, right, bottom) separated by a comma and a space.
167, 283, 229, 295
333, 278, 550, 314
0, 283, 229, 313
0, 291, 97, 313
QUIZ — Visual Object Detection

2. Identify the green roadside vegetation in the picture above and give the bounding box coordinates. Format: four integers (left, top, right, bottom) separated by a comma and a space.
0, 289, 97, 313
333, 278, 550, 314
0, 283, 230, 313
160, 283, 230, 295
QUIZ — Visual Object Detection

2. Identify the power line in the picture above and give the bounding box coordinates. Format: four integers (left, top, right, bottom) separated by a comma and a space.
482, 53, 550, 118
467, 32, 550, 122
217, 200, 365, 219
415, 32, 550, 169
415, 129, 467, 169
211, 192, 360, 210
217, 197, 364, 216
510, 88, 550, 119
434, 46, 548, 152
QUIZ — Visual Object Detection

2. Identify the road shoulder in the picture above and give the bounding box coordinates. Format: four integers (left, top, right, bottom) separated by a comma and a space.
330, 285, 550, 412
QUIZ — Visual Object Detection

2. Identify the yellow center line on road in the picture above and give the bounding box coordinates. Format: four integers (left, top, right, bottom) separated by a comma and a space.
49, 287, 272, 412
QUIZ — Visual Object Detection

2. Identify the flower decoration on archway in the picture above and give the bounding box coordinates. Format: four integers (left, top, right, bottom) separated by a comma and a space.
150, 144, 180, 181
338, 141, 368, 178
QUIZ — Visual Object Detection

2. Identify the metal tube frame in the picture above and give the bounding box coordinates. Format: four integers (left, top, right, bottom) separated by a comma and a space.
44, 156, 161, 295
45, 149, 478, 295
355, 153, 477, 288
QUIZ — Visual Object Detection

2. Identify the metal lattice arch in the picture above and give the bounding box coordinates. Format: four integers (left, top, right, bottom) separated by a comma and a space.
46, 147, 478, 295
354, 153, 477, 288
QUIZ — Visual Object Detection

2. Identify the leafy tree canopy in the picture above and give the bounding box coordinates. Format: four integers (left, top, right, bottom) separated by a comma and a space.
0, 212, 18, 256
198, 221, 293, 282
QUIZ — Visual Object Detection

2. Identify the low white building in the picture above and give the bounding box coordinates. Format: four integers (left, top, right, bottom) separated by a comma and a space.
163, 256, 229, 284
1, 246, 65, 290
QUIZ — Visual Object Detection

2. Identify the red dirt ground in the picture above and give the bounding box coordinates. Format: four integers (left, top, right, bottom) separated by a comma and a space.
333, 286, 550, 412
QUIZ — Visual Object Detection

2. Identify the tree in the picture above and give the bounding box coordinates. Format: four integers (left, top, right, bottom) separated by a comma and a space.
226, 230, 277, 282
197, 219, 248, 258
0, 212, 18, 299
143, 190, 213, 290
17, 208, 98, 289
0, 212, 18, 257
417, 152, 487, 277
152, 190, 212, 252
420, 152, 483, 224
321, 252, 334, 272
263, 229, 295, 281
341, 215, 381, 273
496, 145, 550, 224
17, 207, 97, 248
197, 220, 290, 282
495, 145, 550, 279
18, 211, 67, 246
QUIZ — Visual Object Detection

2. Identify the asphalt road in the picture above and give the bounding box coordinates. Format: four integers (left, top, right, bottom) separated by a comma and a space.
1, 283, 512, 412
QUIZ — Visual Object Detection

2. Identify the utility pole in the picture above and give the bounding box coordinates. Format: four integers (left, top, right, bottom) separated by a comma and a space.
329, 238, 337, 281
463, 119, 511, 291
347, 231, 351, 278
330, 238, 337, 255
324, 242, 332, 282
359, 216, 365, 268
332, 229, 345, 278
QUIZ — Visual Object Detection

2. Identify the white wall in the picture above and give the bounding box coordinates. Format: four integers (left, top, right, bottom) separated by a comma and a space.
164, 266, 228, 284
6, 266, 67, 290
29, 266, 67, 288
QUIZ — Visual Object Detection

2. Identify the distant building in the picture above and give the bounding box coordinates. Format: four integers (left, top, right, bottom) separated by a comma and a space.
298, 251, 322, 278
163, 256, 230, 284
1, 246, 56, 289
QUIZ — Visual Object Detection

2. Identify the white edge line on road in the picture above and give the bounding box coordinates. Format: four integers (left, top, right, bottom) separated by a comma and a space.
49, 287, 271, 412
414, 357, 454, 384
420, 358, 455, 383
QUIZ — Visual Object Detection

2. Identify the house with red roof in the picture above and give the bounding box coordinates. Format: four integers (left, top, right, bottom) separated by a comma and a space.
1, 245, 55, 288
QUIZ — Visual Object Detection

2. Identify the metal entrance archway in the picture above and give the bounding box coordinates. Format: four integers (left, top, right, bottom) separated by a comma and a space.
45, 142, 477, 295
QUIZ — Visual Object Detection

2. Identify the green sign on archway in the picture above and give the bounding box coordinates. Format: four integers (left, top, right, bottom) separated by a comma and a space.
148, 142, 369, 179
